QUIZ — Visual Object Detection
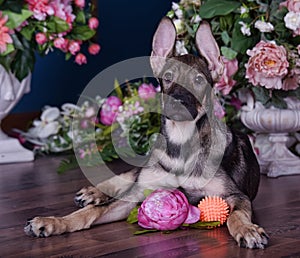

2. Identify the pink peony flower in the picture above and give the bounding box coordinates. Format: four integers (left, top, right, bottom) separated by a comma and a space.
26, 0, 55, 21
88, 17, 99, 30
0, 12, 13, 54
138, 189, 200, 231
54, 37, 68, 51
74, 0, 85, 8
100, 96, 122, 125
88, 43, 101, 55
280, 0, 300, 12
215, 57, 238, 95
245, 41, 289, 90
68, 40, 81, 55
138, 83, 156, 100
35, 32, 47, 45
75, 53, 87, 65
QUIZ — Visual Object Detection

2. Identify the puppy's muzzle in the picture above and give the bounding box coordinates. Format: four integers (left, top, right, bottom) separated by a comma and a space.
164, 94, 198, 121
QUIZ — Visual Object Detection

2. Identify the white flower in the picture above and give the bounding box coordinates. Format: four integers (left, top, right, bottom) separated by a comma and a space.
175, 40, 188, 55
28, 107, 61, 138
191, 14, 201, 24
172, 2, 180, 11
254, 20, 274, 33
240, 6, 249, 15
172, 2, 183, 18
284, 11, 300, 31
238, 21, 251, 36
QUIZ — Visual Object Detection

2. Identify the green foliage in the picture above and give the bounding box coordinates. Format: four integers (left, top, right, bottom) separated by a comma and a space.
199, 0, 241, 19
2, 9, 32, 29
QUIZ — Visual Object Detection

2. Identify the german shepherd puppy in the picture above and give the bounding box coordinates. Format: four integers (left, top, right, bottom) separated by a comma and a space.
24, 17, 269, 249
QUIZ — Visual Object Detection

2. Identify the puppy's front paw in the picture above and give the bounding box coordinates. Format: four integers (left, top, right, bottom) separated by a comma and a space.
235, 224, 269, 249
24, 217, 63, 237
74, 186, 109, 208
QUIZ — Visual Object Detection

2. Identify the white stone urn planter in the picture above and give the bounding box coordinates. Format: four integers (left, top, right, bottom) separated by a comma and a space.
0, 65, 34, 163
241, 96, 300, 177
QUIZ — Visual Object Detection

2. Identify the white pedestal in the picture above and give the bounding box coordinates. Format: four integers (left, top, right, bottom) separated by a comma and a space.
258, 133, 300, 178
0, 130, 34, 164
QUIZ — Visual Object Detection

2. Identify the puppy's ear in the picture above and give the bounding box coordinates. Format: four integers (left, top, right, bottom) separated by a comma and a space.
150, 17, 177, 76
195, 21, 224, 82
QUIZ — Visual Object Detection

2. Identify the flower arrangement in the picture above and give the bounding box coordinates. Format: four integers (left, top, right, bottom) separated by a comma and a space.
0, 0, 100, 81
126, 189, 227, 235
168, 0, 300, 121
17, 80, 161, 172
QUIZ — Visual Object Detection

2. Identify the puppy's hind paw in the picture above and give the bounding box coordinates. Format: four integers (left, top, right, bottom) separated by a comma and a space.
236, 224, 269, 249
74, 186, 109, 208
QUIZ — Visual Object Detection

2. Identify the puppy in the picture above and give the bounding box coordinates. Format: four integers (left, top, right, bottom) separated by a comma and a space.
24, 17, 268, 249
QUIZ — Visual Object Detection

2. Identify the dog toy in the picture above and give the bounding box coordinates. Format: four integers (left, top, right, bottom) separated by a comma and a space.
198, 196, 229, 227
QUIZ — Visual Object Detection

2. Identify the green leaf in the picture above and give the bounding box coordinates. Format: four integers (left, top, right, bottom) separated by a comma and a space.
11, 34, 24, 51
126, 206, 139, 224
189, 221, 221, 228
11, 36, 35, 81
75, 10, 86, 24
252, 87, 271, 105
20, 26, 35, 41
199, 0, 241, 19
71, 25, 96, 41
221, 31, 231, 45
231, 19, 259, 54
143, 189, 154, 198
65, 52, 72, 61
47, 16, 70, 33
114, 79, 123, 100
133, 229, 158, 235
221, 46, 237, 60
2, 9, 33, 29
0, 43, 15, 56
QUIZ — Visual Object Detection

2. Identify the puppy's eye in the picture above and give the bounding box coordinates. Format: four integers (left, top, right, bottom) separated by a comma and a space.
195, 75, 205, 84
163, 71, 173, 83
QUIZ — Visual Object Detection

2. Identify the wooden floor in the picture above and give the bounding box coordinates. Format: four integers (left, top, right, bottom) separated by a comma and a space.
1, 156, 300, 258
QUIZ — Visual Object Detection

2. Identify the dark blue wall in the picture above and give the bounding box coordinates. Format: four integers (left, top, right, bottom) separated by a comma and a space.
13, 0, 175, 112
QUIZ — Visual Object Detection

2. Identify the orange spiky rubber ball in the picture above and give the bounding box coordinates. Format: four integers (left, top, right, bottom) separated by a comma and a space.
198, 196, 229, 227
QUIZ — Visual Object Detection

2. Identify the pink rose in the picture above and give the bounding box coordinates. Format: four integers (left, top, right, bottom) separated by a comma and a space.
100, 96, 122, 125
280, 0, 300, 12
88, 43, 101, 55
88, 17, 99, 30
138, 83, 156, 100
35, 32, 47, 45
54, 37, 68, 51
75, 0, 85, 8
245, 41, 289, 90
68, 40, 81, 55
138, 189, 200, 231
215, 57, 238, 95
75, 53, 87, 65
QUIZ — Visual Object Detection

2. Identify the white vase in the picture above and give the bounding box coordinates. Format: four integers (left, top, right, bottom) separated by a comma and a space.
0, 65, 34, 163
241, 95, 300, 177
